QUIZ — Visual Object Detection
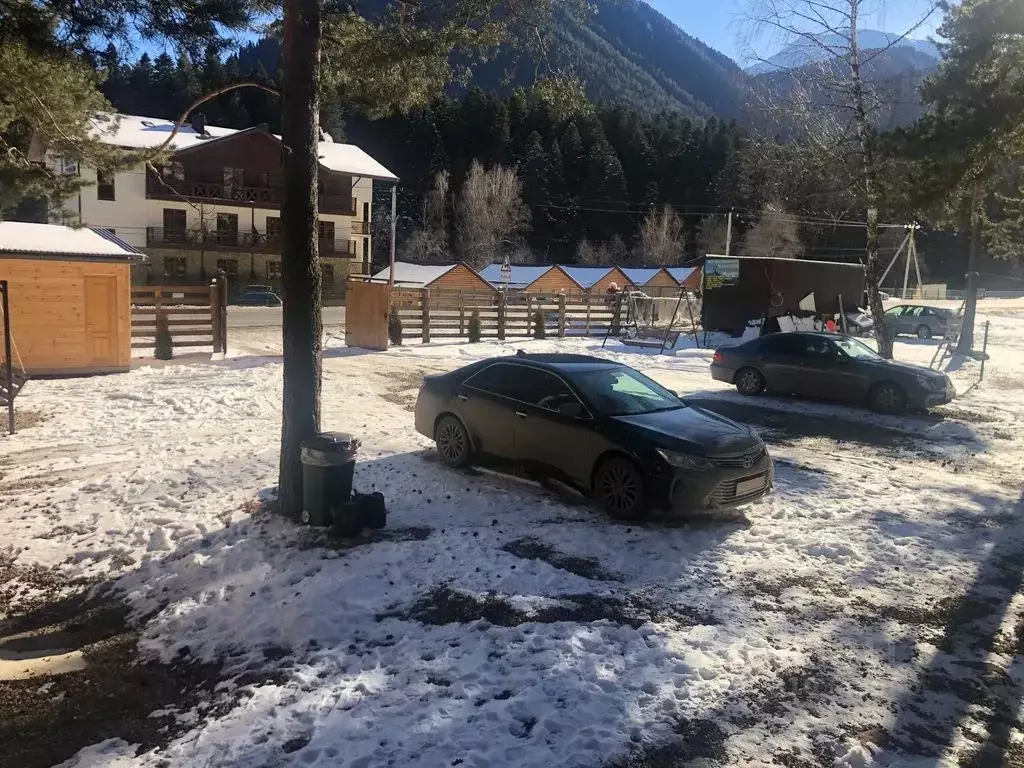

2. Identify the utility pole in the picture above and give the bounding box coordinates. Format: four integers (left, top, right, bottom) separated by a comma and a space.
725, 210, 733, 257
389, 183, 398, 287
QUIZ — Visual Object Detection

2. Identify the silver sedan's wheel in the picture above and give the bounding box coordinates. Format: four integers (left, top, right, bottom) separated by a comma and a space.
594, 457, 646, 520
735, 367, 766, 396
916, 324, 932, 340
435, 415, 471, 468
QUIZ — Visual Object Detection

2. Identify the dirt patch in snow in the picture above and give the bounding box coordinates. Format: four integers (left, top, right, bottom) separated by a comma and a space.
0, 596, 225, 768
386, 585, 717, 630
605, 718, 728, 767
502, 537, 621, 581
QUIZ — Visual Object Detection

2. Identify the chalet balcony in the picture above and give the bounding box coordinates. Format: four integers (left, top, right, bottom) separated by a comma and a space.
146, 227, 358, 256
351, 220, 370, 235
145, 175, 356, 216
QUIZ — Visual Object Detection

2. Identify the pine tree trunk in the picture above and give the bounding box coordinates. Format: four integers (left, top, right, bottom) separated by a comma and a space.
278, 0, 323, 519
957, 180, 983, 354
848, 4, 893, 360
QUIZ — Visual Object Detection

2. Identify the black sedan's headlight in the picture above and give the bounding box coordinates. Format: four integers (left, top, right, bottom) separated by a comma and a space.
656, 449, 715, 472
915, 374, 949, 391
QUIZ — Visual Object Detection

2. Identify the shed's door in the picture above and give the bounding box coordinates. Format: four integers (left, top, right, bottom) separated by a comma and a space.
84, 276, 116, 364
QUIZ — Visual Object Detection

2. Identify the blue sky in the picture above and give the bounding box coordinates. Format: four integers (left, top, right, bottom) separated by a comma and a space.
646, 0, 945, 64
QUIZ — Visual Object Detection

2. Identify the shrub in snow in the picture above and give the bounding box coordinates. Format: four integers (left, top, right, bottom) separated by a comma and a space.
468, 309, 482, 343
155, 314, 174, 360
532, 309, 546, 339
388, 312, 403, 346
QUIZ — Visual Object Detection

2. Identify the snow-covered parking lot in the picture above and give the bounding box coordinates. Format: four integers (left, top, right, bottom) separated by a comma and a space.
2, 302, 1024, 768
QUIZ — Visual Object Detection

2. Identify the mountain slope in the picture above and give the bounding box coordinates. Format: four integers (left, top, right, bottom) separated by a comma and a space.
747, 29, 940, 74
238, 0, 749, 120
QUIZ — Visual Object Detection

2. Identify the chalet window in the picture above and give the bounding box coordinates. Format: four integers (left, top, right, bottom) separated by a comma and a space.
362, 238, 369, 259
322, 263, 335, 288
163, 209, 187, 242
268, 261, 282, 280
216, 259, 239, 279
164, 256, 187, 279
216, 213, 239, 246
318, 220, 335, 244
162, 162, 184, 181
266, 216, 281, 244
97, 170, 115, 201
223, 167, 244, 198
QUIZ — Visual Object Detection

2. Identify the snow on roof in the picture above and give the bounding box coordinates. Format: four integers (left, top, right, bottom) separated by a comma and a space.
667, 266, 698, 283
371, 262, 457, 287
478, 264, 553, 288
90, 113, 399, 181
0, 222, 145, 261
558, 266, 617, 288
620, 268, 664, 285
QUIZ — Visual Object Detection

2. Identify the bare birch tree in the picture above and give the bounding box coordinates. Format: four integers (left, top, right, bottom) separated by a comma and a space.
403, 170, 451, 262
742, 200, 803, 258
638, 204, 685, 265
456, 160, 531, 269
743, 0, 938, 358
696, 214, 730, 256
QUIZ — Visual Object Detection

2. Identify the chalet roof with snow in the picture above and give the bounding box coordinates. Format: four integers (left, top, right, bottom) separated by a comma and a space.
620, 268, 665, 285
667, 266, 699, 284
478, 264, 553, 289
86, 113, 398, 181
557, 266, 617, 289
0, 222, 146, 262
371, 262, 457, 288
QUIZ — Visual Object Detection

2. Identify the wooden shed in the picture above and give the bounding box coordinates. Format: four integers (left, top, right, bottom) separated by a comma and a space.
371, 262, 496, 293
667, 266, 702, 290
0, 222, 144, 375
559, 266, 635, 294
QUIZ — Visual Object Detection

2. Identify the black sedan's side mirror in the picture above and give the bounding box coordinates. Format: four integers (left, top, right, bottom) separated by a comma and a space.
558, 402, 585, 418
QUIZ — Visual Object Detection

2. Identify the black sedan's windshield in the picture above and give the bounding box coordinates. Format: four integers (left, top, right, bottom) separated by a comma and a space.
570, 368, 682, 416
834, 337, 881, 360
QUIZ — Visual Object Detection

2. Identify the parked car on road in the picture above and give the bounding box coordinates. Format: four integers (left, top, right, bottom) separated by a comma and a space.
235, 285, 283, 306
415, 353, 773, 520
883, 304, 954, 340
711, 332, 955, 414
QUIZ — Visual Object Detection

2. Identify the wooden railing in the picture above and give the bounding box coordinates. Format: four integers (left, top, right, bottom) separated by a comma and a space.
146, 227, 354, 255
130, 277, 228, 353
391, 289, 625, 343
145, 175, 355, 215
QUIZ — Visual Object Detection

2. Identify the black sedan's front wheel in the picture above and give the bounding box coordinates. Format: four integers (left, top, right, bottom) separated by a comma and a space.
869, 382, 907, 414
735, 367, 766, 396
435, 415, 472, 468
593, 456, 647, 521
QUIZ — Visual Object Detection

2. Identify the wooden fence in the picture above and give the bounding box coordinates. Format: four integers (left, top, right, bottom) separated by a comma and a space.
391, 289, 626, 342
131, 277, 228, 353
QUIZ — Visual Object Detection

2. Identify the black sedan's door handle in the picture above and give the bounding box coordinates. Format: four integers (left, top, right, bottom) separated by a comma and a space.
515, 411, 527, 419
457, 394, 469, 402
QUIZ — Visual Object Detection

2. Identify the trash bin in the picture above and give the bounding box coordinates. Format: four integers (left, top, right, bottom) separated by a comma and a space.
300, 432, 358, 526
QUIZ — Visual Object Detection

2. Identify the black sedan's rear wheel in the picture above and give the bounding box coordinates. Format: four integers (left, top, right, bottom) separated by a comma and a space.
435, 415, 472, 468
735, 367, 766, 396
593, 456, 647, 520
869, 382, 907, 414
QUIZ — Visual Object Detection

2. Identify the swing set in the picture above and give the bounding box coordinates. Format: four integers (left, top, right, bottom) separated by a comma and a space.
0, 280, 28, 436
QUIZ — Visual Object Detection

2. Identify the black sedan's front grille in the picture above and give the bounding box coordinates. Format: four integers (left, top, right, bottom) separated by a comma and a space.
712, 446, 766, 469
707, 472, 771, 508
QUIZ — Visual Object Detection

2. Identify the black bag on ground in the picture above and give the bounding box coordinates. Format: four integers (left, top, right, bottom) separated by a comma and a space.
330, 492, 387, 538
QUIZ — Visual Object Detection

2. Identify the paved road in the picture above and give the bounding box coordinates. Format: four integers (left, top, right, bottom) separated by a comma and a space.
227, 306, 347, 329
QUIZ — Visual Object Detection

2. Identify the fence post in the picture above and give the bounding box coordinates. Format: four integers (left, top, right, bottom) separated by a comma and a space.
217, 271, 228, 353
980, 320, 990, 381
422, 288, 431, 344
1, 281, 14, 436
209, 279, 221, 353
458, 292, 465, 336
525, 295, 532, 339
557, 293, 566, 337
584, 294, 592, 336
497, 292, 506, 340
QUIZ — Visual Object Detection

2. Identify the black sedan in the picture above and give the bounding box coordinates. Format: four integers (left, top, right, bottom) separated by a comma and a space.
414, 353, 773, 520
711, 332, 955, 414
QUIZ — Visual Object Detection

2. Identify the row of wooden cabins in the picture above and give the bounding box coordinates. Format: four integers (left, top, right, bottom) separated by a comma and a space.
371, 262, 702, 296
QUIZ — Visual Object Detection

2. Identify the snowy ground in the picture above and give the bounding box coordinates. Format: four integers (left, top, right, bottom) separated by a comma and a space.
2, 301, 1023, 767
